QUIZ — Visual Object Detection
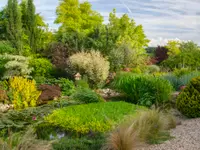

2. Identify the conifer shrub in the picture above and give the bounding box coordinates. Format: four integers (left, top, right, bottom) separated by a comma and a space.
176, 76, 200, 118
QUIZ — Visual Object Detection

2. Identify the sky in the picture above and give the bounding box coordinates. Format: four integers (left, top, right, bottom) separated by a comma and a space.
0, 0, 200, 47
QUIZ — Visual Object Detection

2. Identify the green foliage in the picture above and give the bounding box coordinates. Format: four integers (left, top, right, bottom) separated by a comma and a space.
173, 68, 191, 77
71, 88, 104, 104
0, 104, 54, 130
180, 41, 199, 52
55, 0, 103, 50
75, 79, 90, 89
6, 0, 23, 53
29, 58, 53, 77
162, 41, 200, 70
0, 54, 32, 79
45, 102, 144, 134
165, 40, 180, 56
69, 51, 110, 86
176, 76, 200, 118
162, 74, 181, 91
0, 41, 16, 54
113, 72, 173, 107
108, 9, 149, 50
52, 135, 105, 150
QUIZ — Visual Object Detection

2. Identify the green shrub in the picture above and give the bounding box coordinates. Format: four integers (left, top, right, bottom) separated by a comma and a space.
45, 102, 144, 134
75, 79, 90, 89
52, 135, 105, 150
71, 88, 104, 104
176, 76, 200, 118
69, 51, 110, 86
113, 72, 173, 107
29, 58, 53, 77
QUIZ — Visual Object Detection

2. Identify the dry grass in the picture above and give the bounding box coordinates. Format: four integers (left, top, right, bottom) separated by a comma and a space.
103, 109, 176, 150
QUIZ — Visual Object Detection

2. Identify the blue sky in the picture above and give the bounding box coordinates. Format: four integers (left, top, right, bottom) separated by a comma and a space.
0, 0, 200, 46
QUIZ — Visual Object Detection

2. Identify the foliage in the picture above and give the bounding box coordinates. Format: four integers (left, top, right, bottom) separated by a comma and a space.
108, 9, 149, 50
163, 71, 200, 91
8, 77, 41, 109
55, 0, 103, 50
69, 51, 110, 86
146, 65, 160, 74
176, 76, 200, 118
47, 42, 70, 69
165, 40, 181, 56
29, 58, 53, 77
113, 72, 173, 107
173, 68, 191, 77
155, 46, 168, 63
162, 41, 200, 70
75, 79, 90, 89
45, 102, 144, 134
0, 127, 52, 150
0, 41, 16, 54
0, 54, 33, 79
180, 41, 199, 52
71, 88, 104, 104
104, 109, 176, 149
6, 0, 22, 53
52, 135, 105, 150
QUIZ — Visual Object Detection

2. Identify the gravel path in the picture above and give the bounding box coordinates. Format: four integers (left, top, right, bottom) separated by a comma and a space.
140, 118, 200, 150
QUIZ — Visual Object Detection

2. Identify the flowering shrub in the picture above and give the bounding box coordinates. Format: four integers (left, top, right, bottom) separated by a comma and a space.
9, 77, 41, 109
69, 51, 110, 86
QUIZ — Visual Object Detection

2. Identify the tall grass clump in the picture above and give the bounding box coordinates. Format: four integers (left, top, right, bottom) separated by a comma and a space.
112, 72, 173, 107
103, 109, 176, 150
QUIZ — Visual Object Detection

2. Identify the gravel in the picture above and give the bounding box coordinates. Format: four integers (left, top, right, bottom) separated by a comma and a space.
140, 118, 200, 150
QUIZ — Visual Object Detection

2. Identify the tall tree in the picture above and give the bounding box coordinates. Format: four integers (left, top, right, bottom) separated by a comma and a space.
0, 8, 7, 40
6, 0, 22, 53
26, 0, 37, 52
55, 0, 103, 51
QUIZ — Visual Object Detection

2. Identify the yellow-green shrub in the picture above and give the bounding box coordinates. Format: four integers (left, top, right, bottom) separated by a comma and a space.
176, 76, 200, 118
45, 102, 144, 134
9, 77, 41, 109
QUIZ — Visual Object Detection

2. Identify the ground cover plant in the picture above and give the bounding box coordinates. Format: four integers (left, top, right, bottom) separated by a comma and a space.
45, 102, 145, 134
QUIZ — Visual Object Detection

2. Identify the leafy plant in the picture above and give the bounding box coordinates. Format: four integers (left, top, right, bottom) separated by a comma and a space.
71, 88, 104, 104
45, 102, 144, 134
8, 77, 41, 109
113, 72, 173, 107
0, 41, 16, 54
176, 76, 200, 118
29, 58, 53, 78
69, 51, 110, 86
